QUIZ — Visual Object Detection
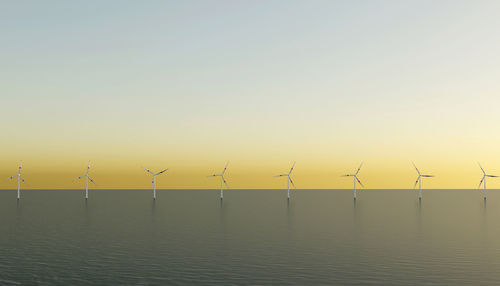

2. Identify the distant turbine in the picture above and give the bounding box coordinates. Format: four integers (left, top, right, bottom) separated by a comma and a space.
413, 163, 434, 200
342, 163, 364, 200
74, 161, 96, 200
208, 162, 228, 200
7, 161, 25, 200
275, 162, 295, 200
478, 162, 498, 200
144, 168, 168, 200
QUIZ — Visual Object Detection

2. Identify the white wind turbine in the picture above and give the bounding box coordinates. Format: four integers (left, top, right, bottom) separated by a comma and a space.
413, 163, 434, 200
342, 163, 364, 200
74, 161, 96, 200
144, 168, 168, 200
275, 162, 296, 200
7, 161, 25, 200
208, 162, 228, 200
478, 162, 498, 200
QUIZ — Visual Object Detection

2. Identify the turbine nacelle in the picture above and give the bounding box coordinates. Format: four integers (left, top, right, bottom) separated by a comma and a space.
7, 161, 25, 183
145, 168, 169, 177
7, 161, 25, 199
74, 162, 96, 199
144, 167, 168, 199
275, 162, 296, 198
74, 161, 96, 184
413, 163, 433, 189
275, 162, 296, 187
478, 162, 498, 190
209, 162, 229, 199
341, 163, 364, 187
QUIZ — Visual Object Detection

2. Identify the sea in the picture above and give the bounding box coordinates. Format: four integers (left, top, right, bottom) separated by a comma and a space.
0, 189, 499, 285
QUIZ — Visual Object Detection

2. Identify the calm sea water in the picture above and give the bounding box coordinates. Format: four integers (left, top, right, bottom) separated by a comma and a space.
0, 189, 499, 285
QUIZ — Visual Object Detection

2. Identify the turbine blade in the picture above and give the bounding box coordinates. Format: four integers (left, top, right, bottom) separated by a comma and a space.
144, 168, 154, 175
19, 177, 25, 183
208, 174, 220, 177
155, 169, 168, 175
355, 163, 363, 175
73, 176, 83, 181
478, 177, 484, 189
355, 176, 364, 187
412, 162, 420, 175
478, 162, 485, 175
288, 162, 296, 175
7, 175, 16, 180
222, 162, 229, 175
422, 175, 434, 177
487, 175, 499, 178
289, 176, 296, 188
87, 176, 96, 184
222, 176, 228, 187
341, 174, 352, 177
414, 176, 420, 188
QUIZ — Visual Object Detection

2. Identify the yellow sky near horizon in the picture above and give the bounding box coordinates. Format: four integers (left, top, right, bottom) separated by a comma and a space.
1, 141, 500, 189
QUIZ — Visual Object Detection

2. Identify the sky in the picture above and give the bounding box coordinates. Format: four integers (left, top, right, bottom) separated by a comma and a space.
1, 0, 500, 190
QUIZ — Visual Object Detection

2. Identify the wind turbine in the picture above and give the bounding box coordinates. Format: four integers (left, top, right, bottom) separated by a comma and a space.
7, 161, 25, 200
413, 163, 434, 200
342, 163, 364, 200
478, 162, 498, 200
275, 162, 295, 200
144, 168, 168, 200
208, 162, 228, 200
74, 161, 96, 200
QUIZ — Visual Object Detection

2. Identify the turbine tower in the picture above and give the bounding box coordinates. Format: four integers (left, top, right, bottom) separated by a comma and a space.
208, 162, 228, 200
413, 163, 433, 200
478, 162, 498, 200
7, 161, 25, 200
74, 161, 96, 200
342, 163, 364, 200
144, 168, 168, 200
275, 162, 295, 200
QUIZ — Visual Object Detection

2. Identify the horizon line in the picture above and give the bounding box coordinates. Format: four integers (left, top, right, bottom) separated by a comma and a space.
0, 188, 493, 191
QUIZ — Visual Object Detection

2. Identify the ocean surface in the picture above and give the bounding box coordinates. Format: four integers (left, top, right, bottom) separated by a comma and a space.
1, 189, 499, 285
